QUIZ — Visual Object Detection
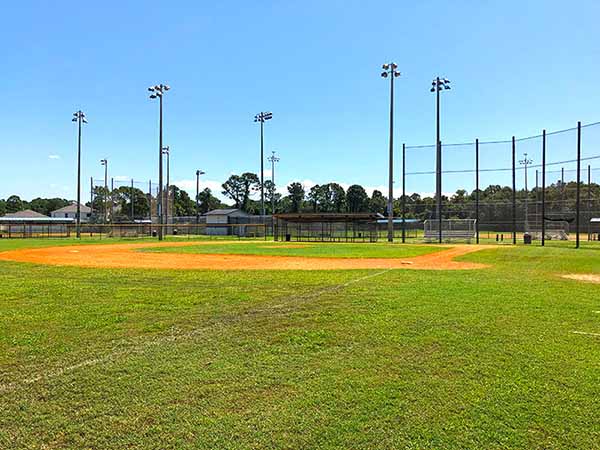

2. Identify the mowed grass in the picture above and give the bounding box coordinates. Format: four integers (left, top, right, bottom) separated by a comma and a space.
0, 239, 599, 449
142, 241, 445, 258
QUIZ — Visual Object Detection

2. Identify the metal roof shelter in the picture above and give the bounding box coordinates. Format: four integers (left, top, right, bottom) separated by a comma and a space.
273, 213, 383, 242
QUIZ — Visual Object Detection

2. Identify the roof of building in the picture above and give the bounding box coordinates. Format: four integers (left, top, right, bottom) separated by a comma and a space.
1, 209, 49, 219
51, 203, 91, 214
204, 208, 248, 216
591, 218, 600, 223
274, 213, 384, 223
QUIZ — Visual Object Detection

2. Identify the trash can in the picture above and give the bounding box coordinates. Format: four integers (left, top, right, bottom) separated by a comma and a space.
152, 230, 157, 237
285, 234, 291, 242
173, 228, 178, 236
523, 233, 532, 245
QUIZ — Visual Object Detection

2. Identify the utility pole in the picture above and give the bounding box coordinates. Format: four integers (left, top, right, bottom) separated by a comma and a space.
381, 62, 401, 242
72, 110, 87, 238
267, 151, 280, 214
519, 153, 533, 234
196, 169, 205, 224
254, 112, 273, 216
148, 84, 171, 240
430, 77, 451, 243
162, 146, 170, 231
100, 159, 108, 224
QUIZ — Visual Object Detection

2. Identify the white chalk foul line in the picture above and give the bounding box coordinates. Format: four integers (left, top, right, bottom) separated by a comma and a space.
571, 331, 600, 337
0, 268, 392, 394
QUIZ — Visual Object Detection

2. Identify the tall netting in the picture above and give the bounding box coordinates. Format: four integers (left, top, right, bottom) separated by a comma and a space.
400, 122, 600, 247
90, 178, 164, 223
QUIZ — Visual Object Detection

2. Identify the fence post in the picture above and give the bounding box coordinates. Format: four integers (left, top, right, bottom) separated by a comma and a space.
402, 143, 406, 243
512, 136, 517, 244
576, 121, 581, 248
541, 130, 546, 246
476, 138, 480, 244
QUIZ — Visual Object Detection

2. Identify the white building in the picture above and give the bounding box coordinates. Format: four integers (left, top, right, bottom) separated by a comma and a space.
51, 203, 92, 222
204, 208, 250, 235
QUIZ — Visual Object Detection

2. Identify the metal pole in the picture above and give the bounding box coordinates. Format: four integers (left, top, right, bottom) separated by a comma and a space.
588, 165, 592, 240
271, 154, 276, 214
196, 170, 200, 225
535, 170, 539, 231
576, 121, 581, 248
129, 178, 135, 223
476, 138, 479, 244
110, 177, 114, 223
148, 179, 152, 221
76, 115, 82, 238
158, 95, 164, 240
402, 143, 406, 243
165, 149, 170, 230
90, 176, 94, 219
512, 136, 516, 244
436, 77, 442, 244
104, 161, 108, 224
542, 130, 546, 246
260, 120, 265, 216
387, 68, 395, 243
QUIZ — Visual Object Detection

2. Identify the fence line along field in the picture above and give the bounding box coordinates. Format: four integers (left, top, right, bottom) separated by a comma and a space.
0, 236, 598, 449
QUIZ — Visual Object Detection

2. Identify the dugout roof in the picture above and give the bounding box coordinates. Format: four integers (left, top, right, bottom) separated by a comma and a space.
274, 213, 383, 223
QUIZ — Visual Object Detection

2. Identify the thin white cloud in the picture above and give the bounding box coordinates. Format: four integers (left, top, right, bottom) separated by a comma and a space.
48, 154, 60, 160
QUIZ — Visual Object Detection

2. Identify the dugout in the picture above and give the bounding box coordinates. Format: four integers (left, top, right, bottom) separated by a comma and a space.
0, 217, 73, 238
590, 218, 600, 241
273, 213, 382, 242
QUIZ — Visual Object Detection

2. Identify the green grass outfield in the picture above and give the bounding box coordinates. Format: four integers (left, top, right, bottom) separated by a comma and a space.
0, 238, 599, 449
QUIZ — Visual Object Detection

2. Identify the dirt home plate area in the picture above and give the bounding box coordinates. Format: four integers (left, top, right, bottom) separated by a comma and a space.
0, 241, 490, 271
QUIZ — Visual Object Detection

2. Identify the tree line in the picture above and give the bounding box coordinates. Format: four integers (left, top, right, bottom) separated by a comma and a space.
2, 174, 599, 223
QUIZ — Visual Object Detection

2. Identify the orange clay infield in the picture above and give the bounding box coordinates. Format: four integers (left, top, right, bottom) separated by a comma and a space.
0, 241, 489, 271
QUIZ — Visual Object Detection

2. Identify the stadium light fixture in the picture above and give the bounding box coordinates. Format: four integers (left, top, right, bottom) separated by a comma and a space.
254, 111, 273, 216
431, 76, 451, 243
72, 110, 87, 239
148, 83, 170, 240
381, 62, 401, 243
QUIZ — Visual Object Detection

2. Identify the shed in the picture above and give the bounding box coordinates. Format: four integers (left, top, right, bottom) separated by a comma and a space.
204, 208, 250, 235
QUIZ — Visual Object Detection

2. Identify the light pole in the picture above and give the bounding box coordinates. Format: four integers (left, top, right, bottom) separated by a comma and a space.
162, 146, 170, 230
381, 62, 401, 243
72, 110, 87, 238
267, 150, 280, 214
196, 169, 205, 224
254, 111, 273, 216
430, 77, 451, 243
148, 83, 170, 240
519, 153, 533, 233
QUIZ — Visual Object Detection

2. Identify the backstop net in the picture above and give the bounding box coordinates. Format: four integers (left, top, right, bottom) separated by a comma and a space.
423, 219, 477, 242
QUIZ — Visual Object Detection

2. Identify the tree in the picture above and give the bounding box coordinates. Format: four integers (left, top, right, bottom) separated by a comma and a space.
264, 180, 281, 214
197, 187, 223, 214
0, 199, 6, 216
222, 173, 260, 211
6, 195, 23, 213
329, 183, 346, 213
369, 190, 387, 215
346, 185, 369, 213
287, 182, 305, 213
110, 187, 149, 220
307, 185, 323, 212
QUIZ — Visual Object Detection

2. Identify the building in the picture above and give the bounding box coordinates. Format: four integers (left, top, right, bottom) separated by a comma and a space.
204, 208, 251, 235
0, 210, 73, 238
51, 203, 92, 222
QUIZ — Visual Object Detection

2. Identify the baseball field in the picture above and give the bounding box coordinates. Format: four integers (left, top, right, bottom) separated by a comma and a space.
0, 238, 598, 449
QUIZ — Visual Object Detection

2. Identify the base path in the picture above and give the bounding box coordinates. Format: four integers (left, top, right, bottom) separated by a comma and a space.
0, 242, 489, 271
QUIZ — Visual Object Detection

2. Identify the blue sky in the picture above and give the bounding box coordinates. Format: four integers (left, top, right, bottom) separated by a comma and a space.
2, 0, 599, 202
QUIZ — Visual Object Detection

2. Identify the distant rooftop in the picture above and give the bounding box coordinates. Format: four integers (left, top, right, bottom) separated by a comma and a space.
204, 208, 246, 216
1, 209, 48, 219
51, 203, 91, 214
